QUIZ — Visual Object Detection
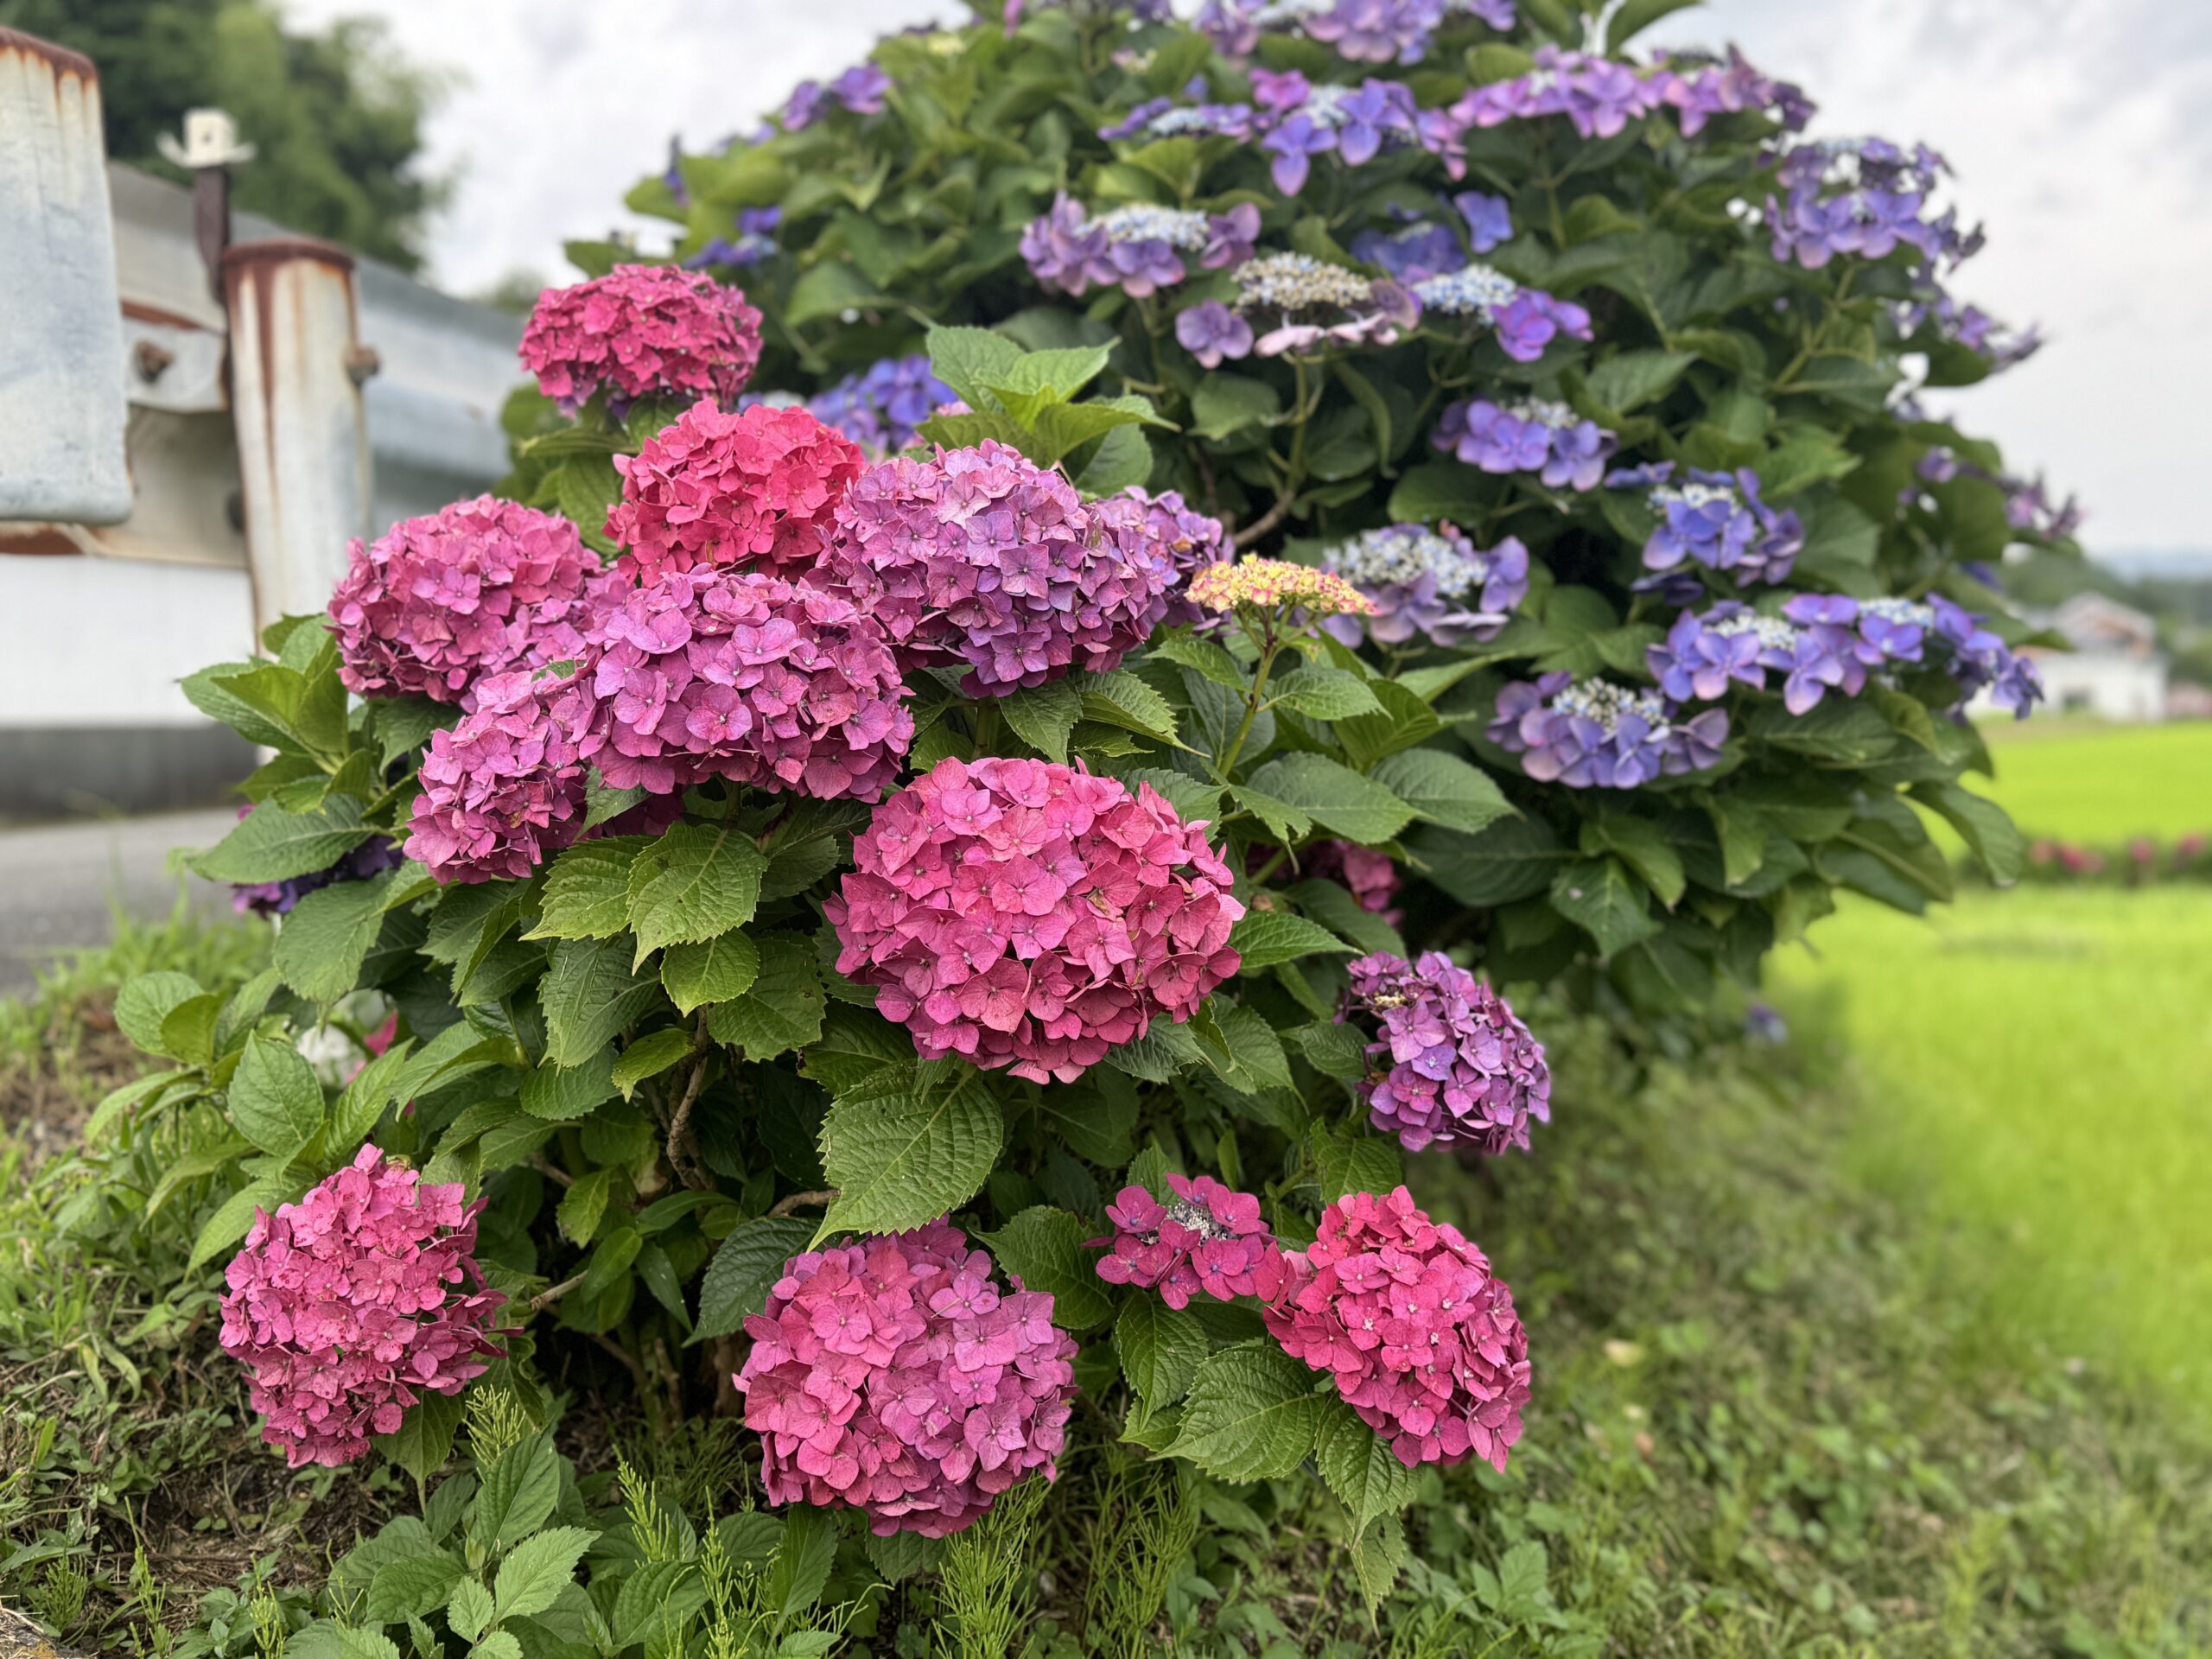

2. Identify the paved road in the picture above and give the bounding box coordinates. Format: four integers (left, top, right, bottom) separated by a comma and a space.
0, 809, 238, 996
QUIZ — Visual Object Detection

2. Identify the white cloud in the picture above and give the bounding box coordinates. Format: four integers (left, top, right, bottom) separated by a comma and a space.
283, 0, 2212, 549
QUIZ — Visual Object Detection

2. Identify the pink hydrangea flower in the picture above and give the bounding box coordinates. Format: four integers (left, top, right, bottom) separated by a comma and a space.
327, 496, 607, 706
1287, 840, 1402, 925
404, 667, 596, 883
823, 442, 1167, 696
219, 1145, 507, 1469
581, 569, 912, 801
607, 400, 866, 584
827, 756, 1246, 1084
1262, 1186, 1529, 1471
734, 1219, 1077, 1538
1090, 486, 1230, 630
1095, 1173, 1281, 1309
1343, 951, 1551, 1155
519, 264, 763, 416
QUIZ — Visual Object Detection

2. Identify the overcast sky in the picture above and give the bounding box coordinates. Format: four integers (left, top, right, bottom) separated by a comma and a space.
283, 0, 2212, 554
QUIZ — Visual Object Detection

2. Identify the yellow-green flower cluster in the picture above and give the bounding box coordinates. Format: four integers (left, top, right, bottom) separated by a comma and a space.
1187, 556, 1377, 619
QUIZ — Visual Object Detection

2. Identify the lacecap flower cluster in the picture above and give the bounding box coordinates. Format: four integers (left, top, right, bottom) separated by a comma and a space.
1187, 556, 1376, 619
518, 263, 763, 416
1344, 951, 1551, 1154
1096, 1173, 1282, 1309
328, 496, 607, 707
826, 442, 1167, 696
1319, 524, 1529, 649
219, 1146, 507, 1469
829, 756, 1245, 1084
1020, 196, 1258, 298
1610, 462, 1804, 588
1263, 1186, 1530, 1470
1489, 671, 1730, 789
1198, 0, 1517, 67
734, 1220, 1077, 1538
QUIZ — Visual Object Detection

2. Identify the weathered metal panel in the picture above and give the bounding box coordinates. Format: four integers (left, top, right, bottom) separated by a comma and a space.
0, 29, 130, 524
222, 237, 373, 632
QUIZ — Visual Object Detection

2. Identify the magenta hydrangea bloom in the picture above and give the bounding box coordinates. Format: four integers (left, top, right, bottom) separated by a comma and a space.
518, 264, 763, 416
219, 1145, 507, 1469
404, 668, 596, 884
828, 756, 1245, 1084
582, 569, 913, 801
1262, 1186, 1529, 1471
823, 442, 1167, 696
1096, 1173, 1282, 1309
607, 400, 866, 584
734, 1219, 1077, 1538
1090, 486, 1231, 629
1304, 840, 1402, 923
327, 497, 603, 706
1343, 951, 1550, 1154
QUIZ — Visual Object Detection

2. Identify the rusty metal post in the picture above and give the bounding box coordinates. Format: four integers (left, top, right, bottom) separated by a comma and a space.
222, 238, 372, 633
0, 28, 130, 524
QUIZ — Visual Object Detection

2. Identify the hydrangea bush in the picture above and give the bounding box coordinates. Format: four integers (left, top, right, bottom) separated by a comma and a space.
120, 0, 2074, 1613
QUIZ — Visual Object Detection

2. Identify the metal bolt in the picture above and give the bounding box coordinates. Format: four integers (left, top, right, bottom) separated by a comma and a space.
344, 343, 382, 386
134, 340, 175, 380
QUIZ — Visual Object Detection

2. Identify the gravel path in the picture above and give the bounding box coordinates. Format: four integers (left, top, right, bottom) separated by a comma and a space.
0, 809, 237, 996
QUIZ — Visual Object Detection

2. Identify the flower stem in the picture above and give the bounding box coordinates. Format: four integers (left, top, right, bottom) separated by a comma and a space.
1217, 619, 1285, 779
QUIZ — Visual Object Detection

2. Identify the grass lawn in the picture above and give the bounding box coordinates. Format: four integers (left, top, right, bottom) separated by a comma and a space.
1975, 719, 2212, 841
1773, 882, 2212, 1427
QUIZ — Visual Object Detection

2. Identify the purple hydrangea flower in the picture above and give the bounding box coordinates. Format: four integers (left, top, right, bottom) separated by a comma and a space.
1020, 197, 1253, 298
1200, 0, 1516, 64
1175, 299, 1255, 367
1646, 603, 1798, 703
684, 207, 782, 271
1433, 397, 1616, 491
231, 811, 404, 918
1453, 46, 1671, 139
1452, 191, 1513, 252
1657, 47, 1811, 136
1408, 264, 1592, 362
798, 354, 956, 454
1636, 467, 1803, 587
1319, 524, 1529, 647
1344, 950, 1550, 1154
1488, 672, 1729, 788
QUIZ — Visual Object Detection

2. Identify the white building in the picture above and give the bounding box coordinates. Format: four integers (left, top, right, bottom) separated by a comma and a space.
2020, 593, 2170, 723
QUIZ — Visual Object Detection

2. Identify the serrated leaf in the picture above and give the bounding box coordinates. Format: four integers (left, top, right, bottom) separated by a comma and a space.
1290, 1020, 1368, 1080
366, 1556, 466, 1626
661, 931, 761, 1014
527, 839, 648, 940
1268, 666, 1383, 721
1911, 781, 2025, 884
539, 938, 665, 1068
1079, 668, 1180, 744
1549, 857, 1662, 957
702, 933, 824, 1061
1337, 680, 1445, 770
492, 1526, 595, 1622
691, 1216, 815, 1344
612, 1027, 696, 1096
276, 872, 398, 1003
626, 822, 766, 963
985, 1207, 1112, 1329
1243, 754, 1412, 846
1370, 748, 1512, 836
996, 679, 1084, 763
1115, 1297, 1207, 1408
229, 1034, 326, 1156
1410, 817, 1569, 906
1582, 814, 1687, 907
925, 325, 1024, 410
556, 1166, 615, 1246
470, 1434, 562, 1556
1350, 1514, 1408, 1611
1192, 1001, 1293, 1096
373, 1390, 465, 1485
1228, 910, 1352, 969
520, 1047, 618, 1121
191, 798, 371, 884
189, 1177, 284, 1272
114, 971, 204, 1058
1313, 1120, 1402, 1201
1165, 1344, 1325, 1481
1316, 1396, 1417, 1525
1149, 629, 1245, 692
817, 1068, 1003, 1242
1230, 784, 1313, 844
446, 1579, 495, 1644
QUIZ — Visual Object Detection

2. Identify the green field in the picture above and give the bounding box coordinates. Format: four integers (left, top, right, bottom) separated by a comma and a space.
1976, 719, 2212, 840
1775, 866, 2212, 1421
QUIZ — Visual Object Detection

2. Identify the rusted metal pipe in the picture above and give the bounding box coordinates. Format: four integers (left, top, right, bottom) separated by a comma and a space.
222, 237, 372, 632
